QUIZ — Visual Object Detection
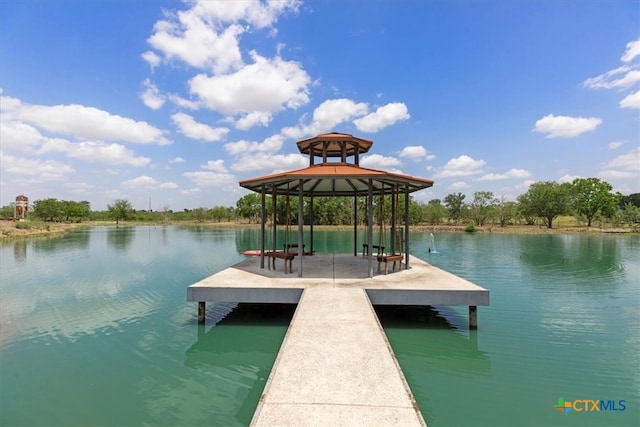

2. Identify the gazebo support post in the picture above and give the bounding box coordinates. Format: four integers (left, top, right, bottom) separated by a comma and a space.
353, 195, 358, 256
260, 186, 266, 269
404, 184, 410, 269
367, 181, 374, 278
297, 179, 304, 277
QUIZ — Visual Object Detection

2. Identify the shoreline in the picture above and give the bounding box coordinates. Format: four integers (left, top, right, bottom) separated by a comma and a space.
1, 219, 637, 241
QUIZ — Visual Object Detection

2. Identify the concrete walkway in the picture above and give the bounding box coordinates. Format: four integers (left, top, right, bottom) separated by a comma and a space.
251, 287, 426, 426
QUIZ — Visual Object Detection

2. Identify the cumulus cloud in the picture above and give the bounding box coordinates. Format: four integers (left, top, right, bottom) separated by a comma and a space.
0, 121, 47, 153
479, 168, 532, 181
558, 174, 581, 183
621, 39, 640, 63
170, 156, 185, 163
448, 181, 469, 190
281, 99, 369, 139
140, 79, 165, 110
360, 154, 402, 172
583, 66, 640, 90
599, 148, 639, 181
1, 152, 75, 179
230, 152, 306, 172
38, 140, 151, 167
2, 94, 170, 145
534, 114, 602, 138
224, 135, 285, 156
353, 102, 410, 133
398, 145, 435, 161
171, 112, 229, 141
146, 1, 299, 73
619, 89, 640, 109
183, 170, 237, 187
201, 159, 228, 173
188, 51, 311, 126
439, 155, 486, 177
141, 51, 161, 70
122, 175, 177, 191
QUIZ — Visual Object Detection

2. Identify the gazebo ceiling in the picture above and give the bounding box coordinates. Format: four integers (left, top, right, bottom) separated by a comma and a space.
239, 162, 434, 197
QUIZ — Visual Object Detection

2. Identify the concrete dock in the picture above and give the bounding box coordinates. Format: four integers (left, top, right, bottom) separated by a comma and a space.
187, 253, 489, 426
251, 287, 425, 426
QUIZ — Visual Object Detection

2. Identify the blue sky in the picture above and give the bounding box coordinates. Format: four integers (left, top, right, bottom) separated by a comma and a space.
1, 0, 638, 211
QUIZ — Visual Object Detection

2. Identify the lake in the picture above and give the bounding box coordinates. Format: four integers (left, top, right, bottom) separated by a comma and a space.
1, 227, 638, 426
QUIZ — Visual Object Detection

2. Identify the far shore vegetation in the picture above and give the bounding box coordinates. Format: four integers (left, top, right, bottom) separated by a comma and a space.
2, 178, 639, 240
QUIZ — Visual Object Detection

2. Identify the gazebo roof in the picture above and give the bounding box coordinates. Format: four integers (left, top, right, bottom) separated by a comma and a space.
239, 162, 434, 197
296, 132, 373, 157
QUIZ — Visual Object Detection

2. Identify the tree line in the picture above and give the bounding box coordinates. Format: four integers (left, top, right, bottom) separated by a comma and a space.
2, 178, 639, 228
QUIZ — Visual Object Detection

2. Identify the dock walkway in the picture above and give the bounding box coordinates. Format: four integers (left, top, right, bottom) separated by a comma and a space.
187, 253, 489, 426
251, 287, 425, 426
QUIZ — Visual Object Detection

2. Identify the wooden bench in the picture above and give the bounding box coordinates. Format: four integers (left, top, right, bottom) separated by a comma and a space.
266, 251, 296, 274
362, 244, 385, 257
377, 254, 404, 275
284, 243, 315, 256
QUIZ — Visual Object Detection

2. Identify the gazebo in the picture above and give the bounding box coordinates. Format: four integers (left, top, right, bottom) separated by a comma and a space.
239, 132, 434, 277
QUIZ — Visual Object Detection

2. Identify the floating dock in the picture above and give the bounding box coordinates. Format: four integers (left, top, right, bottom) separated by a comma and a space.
187, 253, 489, 426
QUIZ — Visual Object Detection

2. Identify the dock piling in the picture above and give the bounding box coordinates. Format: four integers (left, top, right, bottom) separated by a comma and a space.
198, 301, 206, 324
469, 305, 477, 329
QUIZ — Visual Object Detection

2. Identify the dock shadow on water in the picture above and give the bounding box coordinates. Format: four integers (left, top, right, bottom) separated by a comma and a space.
375, 305, 491, 425
184, 303, 296, 426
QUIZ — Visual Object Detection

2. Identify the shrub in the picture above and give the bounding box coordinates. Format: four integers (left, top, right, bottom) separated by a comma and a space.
465, 221, 476, 233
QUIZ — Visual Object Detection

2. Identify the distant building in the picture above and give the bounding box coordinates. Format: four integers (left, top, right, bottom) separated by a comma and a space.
15, 195, 28, 219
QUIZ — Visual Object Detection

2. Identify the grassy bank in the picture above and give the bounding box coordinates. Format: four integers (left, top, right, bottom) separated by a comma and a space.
2, 219, 637, 242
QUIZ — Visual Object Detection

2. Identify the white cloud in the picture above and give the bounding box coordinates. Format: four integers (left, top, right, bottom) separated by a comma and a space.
189, 51, 311, 127
183, 170, 237, 187
230, 152, 306, 172
170, 157, 185, 164
0, 121, 47, 153
4, 95, 170, 145
599, 170, 636, 180
39, 140, 150, 167
583, 66, 640, 90
235, 111, 272, 130
201, 159, 228, 173
353, 102, 410, 133
224, 135, 285, 156
604, 147, 640, 171
181, 188, 202, 195
479, 168, 532, 181
360, 153, 402, 172
1, 152, 75, 180
146, 1, 299, 74
439, 155, 486, 177
558, 174, 581, 183
171, 112, 229, 141
399, 145, 426, 159
619, 89, 640, 109
534, 114, 602, 138
621, 39, 640, 63
280, 98, 369, 139
122, 175, 178, 191
448, 181, 469, 190
140, 79, 165, 110
608, 140, 627, 150
141, 51, 161, 70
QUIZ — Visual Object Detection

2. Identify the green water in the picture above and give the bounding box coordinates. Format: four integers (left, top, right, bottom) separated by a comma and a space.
1, 227, 638, 426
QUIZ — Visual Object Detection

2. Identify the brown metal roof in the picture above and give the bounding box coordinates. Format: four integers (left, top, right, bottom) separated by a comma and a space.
239, 162, 434, 196
296, 132, 373, 157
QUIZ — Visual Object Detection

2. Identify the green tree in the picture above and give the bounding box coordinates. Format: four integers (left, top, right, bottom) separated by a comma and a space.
469, 191, 496, 226
423, 199, 446, 225
33, 198, 64, 221
621, 202, 640, 225
107, 199, 133, 224
570, 178, 620, 226
236, 193, 262, 223
0, 204, 15, 218
517, 181, 570, 229
496, 198, 518, 227
61, 200, 90, 222
444, 192, 466, 225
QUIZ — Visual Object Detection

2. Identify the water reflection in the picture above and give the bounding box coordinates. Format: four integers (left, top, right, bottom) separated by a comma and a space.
13, 239, 27, 263
184, 304, 295, 425
107, 226, 135, 252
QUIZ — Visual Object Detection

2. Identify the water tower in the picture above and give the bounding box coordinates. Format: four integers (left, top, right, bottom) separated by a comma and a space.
15, 195, 28, 219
